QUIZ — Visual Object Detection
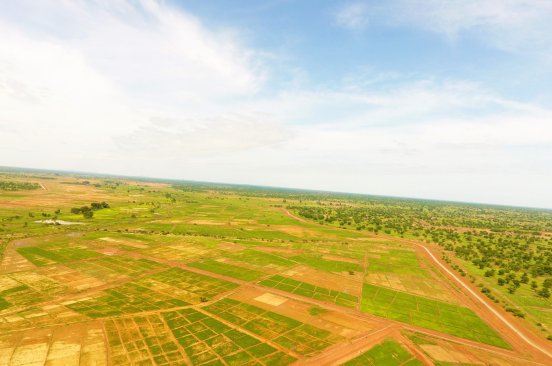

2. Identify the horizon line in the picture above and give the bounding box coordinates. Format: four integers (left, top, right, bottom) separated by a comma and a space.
1, 164, 551, 212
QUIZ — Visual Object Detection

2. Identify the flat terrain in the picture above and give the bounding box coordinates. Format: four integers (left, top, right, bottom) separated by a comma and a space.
0, 170, 551, 365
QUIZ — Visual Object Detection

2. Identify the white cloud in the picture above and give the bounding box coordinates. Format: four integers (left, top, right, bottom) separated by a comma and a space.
335, 0, 552, 51
335, 2, 369, 30
0, 0, 272, 164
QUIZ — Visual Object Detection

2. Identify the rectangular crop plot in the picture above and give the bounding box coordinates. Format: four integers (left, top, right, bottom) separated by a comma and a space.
259, 275, 358, 309
146, 267, 239, 299
65, 256, 165, 280
105, 314, 186, 365
360, 283, 509, 348
290, 254, 362, 273
343, 339, 422, 366
17, 245, 100, 266
65, 282, 189, 318
162, 308, 296, 365
227, 249, 295, 269
366, 248, 426, 276
189, 259, 264, 281
203, 298, 343, 356
66, 268, 238, 318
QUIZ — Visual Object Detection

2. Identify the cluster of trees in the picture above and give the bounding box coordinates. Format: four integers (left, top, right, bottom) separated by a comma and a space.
291, 201, 552, 300
71, 202, 110, 218
0, 181, 40, 191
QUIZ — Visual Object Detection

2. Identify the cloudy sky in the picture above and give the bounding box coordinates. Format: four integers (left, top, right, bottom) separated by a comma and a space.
1, 0, 551, 208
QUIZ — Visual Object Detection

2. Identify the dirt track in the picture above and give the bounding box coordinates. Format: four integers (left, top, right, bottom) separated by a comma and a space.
283, 208, 552, 364
418, 244, 552, 359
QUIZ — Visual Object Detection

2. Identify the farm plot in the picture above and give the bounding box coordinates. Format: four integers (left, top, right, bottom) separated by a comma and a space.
364, 246, 457, 303
16, 245, 101, 266
203, 298, 343, 356
65, 268, 238, 318
361, 283, 508, 348
290, 253, 362, 273
163, 308, 296, 365
227, 249, 296, 269
146, 268, 239, 300
142, 243, 221, 263
259, 275, 358, 308
189, 259, 265, 281
105, 314, 186, 365
39, 264, 106, 291
0, 272, 66, 311
0, 282, 45, 311
64, 255, 166, 281
0, 322, 106, 366
342, 339, 421, 366
366, 247, 426, 276
64, 283, 189, 318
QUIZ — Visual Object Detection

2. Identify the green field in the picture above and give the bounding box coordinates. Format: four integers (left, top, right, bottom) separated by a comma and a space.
342, 340, 422, 366
163, 308, 296, 365
204, 298, 343, 356
360, 283, 509, 348
259, 275, 358, 308
189, 259, 265, 281
17, 245, 101, 266
290, 254, 362, 273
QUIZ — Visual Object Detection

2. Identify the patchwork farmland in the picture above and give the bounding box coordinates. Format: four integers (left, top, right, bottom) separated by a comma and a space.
0, 171, 551, 365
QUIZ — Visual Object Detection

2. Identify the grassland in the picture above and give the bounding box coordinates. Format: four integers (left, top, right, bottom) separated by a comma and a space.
0, 170, 549, 365
361, 283, 509, 348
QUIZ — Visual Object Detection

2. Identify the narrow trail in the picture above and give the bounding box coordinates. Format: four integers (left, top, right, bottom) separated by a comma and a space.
282, 208, 552, 362
418, 244, 552, 360
300, 324, 397, 366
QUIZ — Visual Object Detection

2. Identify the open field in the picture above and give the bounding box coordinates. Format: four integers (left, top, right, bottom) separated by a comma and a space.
259, 275, 358, 309
360, 283, 508, 348
0, 170, 551, 365
342, 339, 422, 366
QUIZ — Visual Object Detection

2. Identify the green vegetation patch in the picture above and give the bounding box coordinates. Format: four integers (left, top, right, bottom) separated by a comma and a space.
361, 283, 509, 348
67, 268, 237, 318
228, 249, 295, 268
343, 339, 421, 366
0, 296, 11, 310
203, 298, 342, 356
259, 275, 358, 308
162, 307, 296, 365
189, 259, 264, 281
65, 256, 165, 279
291, 253, 362, 273
367, 248, 428, 276
17, 245, 101, 266
65, 282, 190, 318
146, 267, 239, 300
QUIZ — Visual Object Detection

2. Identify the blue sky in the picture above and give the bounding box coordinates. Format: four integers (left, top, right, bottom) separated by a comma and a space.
1, 1, 551, 208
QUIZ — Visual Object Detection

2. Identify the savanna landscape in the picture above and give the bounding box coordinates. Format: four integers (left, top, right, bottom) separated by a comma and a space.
0, 168, 551, 365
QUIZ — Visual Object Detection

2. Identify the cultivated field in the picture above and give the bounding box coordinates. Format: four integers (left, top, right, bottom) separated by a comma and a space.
0, 169, 551, 365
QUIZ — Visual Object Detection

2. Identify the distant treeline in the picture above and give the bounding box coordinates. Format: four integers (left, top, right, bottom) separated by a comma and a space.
0, 180, 41, 191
